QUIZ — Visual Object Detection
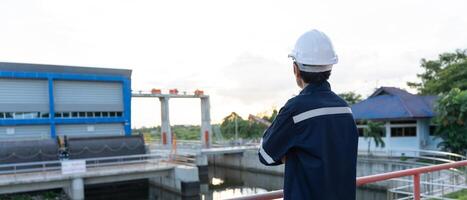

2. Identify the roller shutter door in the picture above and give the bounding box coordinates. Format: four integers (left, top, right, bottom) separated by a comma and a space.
56, 123, 124, 137
54, 81, 123, 112
0, 79, 49, 112
0, 125, 50, 140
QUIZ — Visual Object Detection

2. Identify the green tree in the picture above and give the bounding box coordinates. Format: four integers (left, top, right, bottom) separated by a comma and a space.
407, 49, 467, 95
434, 88, 467, 155
338, 92, 363, 105
220, 112, 269, 139
363, 120, 385, 154
265, 109, 278, 122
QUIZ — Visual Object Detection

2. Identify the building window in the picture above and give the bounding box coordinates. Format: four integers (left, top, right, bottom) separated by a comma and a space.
429, 126, 437, 136
5, 113, 13, 118
0, 112, 50, 119
55, 112, 62, 118
1, 111, 124, 119
79, 112, 86, 117
357, 126, 386, 137
357, 128, 364, 137
13, 112, 37, 119
391, 127, 416, 137
356, 121, 367, 125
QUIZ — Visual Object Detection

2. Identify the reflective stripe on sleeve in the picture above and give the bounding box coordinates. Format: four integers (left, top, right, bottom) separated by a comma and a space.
259, 138, 275, 164
292, 107, 352, 124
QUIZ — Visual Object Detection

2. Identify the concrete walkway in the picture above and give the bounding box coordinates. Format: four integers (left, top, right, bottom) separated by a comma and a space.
0, 161, 175, 199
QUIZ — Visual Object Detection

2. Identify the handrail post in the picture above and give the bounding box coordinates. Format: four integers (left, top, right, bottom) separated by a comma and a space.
413, 173, 420, 200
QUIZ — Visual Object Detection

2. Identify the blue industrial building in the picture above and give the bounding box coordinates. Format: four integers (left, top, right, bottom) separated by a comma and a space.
0, 62, 132, 140
351, 87, 441, 152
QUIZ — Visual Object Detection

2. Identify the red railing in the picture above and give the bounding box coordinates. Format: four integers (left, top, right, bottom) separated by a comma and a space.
226, 160, 467, 200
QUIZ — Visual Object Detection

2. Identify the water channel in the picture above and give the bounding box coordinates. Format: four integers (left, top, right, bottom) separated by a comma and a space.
85, 165, 388, 200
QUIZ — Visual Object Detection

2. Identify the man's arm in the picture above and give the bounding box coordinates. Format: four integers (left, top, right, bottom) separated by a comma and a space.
258, 102, 296, 166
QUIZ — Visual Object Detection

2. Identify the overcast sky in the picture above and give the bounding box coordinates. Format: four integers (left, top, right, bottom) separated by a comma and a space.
1, 0, 466, 127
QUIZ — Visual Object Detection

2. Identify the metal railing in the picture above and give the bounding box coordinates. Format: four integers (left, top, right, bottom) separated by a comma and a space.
0, 153, 168, 176
358, 149, 466, 163
226, 160, 467, 200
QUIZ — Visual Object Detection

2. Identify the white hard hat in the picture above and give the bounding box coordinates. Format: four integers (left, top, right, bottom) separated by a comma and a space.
288, 29, 338, 72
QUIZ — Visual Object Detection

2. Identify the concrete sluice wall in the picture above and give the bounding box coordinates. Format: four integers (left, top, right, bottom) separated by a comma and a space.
68, 135, 146, 159
208, 150, 284, 175
0, 139, 59, 165
208, 149, 465, 192
0, 135, 146, 167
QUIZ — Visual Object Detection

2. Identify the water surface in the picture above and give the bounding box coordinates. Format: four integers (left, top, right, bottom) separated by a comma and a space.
84, 165, 388, 200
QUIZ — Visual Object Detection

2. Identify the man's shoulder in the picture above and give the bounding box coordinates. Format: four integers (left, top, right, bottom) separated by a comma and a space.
288, 91, 348, 108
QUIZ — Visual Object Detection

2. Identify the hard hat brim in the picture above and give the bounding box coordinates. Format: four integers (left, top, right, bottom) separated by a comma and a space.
296, 62, 333, 73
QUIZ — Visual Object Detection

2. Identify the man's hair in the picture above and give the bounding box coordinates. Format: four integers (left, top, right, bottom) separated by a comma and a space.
299, 67, 331, 84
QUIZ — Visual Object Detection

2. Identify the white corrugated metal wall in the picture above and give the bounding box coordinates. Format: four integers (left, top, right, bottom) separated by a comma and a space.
56, 124, 124, 137
0, 79, 50, 140
0, 79, 49, 112
54, 80, 123, 112
0, 78, 126, 139
54, 80, 124, 137
0, 125, 50, 140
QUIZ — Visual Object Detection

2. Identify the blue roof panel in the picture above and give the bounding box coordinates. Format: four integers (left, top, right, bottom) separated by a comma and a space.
351, 87, 437, 120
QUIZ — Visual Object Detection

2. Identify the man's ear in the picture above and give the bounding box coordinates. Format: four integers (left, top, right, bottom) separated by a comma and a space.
293, 63, 301, 79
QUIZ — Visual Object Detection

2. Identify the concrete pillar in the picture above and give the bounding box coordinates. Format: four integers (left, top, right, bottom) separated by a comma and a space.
200, 97, 212, 148
160, 97, 171, 148
66, 178, 84, 200
416, 119, 427, 156
200, 183, 211, 199
196, 154, 209, 183
385, 121, 391, 154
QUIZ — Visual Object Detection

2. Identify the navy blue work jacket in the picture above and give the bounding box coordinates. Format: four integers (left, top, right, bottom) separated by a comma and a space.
259, 81, 358, 200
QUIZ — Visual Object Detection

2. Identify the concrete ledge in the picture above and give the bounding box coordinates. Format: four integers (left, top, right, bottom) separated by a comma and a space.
84, 169, 171, 185
0, 179, 68, 194
149, 165, 200, 197
0, 162, 177, 198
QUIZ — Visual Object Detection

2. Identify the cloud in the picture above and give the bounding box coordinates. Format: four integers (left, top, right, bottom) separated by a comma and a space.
215, 53, 297, 104
2, 0, 467, 127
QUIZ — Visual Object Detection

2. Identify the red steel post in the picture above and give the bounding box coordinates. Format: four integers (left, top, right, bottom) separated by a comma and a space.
225, 160, 467, 200
204, 130, 209, 148
413, 174, 421, 200
162, 132, 167, 145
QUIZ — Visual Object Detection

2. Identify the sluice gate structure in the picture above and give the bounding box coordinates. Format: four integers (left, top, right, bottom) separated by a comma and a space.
132, 90, 213, 149
0, 63, 202, 199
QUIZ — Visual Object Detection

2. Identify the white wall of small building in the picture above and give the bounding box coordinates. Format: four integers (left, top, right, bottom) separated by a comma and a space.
357, 119, 442, 154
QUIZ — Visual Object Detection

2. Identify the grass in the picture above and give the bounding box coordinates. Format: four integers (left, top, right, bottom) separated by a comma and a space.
445, 189, 467, 200
134, 125, 201, 141
0, 190, 64, 200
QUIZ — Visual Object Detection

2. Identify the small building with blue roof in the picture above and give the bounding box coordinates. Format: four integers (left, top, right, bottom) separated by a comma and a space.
351, 87, 441, 153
